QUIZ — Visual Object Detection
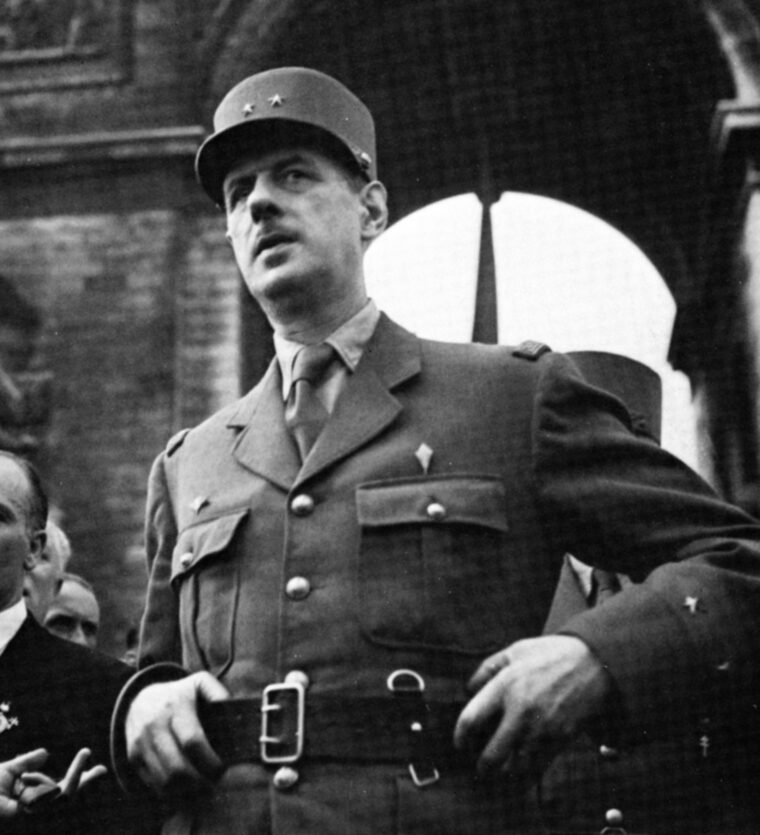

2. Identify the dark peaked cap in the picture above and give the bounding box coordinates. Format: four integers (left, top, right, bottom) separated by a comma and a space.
195, 67, 377, 205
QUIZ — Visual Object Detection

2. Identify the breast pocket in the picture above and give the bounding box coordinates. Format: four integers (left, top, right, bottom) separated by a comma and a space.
171, 508, 249, 676
356, 475, 510, 655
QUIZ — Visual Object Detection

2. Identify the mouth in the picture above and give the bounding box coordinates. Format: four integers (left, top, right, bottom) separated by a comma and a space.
254, 231, 296, 258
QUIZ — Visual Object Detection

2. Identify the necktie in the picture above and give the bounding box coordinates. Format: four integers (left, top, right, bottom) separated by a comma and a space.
285, 343, 336, 461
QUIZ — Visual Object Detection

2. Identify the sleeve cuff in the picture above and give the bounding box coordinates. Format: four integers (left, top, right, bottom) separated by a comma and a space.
109, 662, 189, 795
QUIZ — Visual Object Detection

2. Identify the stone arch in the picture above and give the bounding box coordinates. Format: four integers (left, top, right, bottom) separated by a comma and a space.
200, 1, 750, 389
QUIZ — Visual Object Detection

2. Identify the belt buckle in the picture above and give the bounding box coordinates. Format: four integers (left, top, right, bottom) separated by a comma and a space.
260, 682, 306, 764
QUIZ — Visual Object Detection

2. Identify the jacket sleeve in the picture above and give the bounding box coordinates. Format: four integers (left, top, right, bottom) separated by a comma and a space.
531, 351, 760, 739
138, 449, 182, 667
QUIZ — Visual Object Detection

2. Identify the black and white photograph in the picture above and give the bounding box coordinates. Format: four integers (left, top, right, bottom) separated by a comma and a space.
1, 2, 760, 833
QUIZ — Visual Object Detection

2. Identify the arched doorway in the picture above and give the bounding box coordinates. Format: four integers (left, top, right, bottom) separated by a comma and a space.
365, 192, 703, 473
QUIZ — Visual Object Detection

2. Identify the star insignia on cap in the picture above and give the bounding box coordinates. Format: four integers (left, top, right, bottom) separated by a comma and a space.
268, 93, 285, 107
242, 103, 255, 116
683, 595, 700, 615
190, 496, 209, 514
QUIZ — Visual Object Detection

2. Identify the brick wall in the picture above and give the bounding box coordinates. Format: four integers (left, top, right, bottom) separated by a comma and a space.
0, 0, 230, 656
0, 203, 238, 654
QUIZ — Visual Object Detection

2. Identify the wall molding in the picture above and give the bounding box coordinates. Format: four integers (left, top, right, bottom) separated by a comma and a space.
0, 0, 133, 92
0, 126, 206, 170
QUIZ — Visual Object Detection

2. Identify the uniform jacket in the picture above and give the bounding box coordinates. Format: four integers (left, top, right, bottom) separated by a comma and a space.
138, 314, 760, 835
541, 556, 760, 833
0, 614, 155, 834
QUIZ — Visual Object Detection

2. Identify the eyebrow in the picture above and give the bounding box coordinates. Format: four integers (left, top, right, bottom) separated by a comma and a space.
273, 152, 312, 170
225, 152, 316, 193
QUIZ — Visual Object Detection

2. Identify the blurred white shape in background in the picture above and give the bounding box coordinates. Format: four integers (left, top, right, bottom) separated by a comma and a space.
365, 191, 700, 472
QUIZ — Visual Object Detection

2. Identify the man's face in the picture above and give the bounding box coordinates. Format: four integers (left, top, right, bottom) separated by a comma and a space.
43, 578, 100, 650
22, 527, 65, 621
0, 457, 38, 612
223, 146, 374, 328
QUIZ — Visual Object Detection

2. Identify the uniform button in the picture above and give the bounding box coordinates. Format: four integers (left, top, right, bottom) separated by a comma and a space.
426, 501, 446, 521
284, 670, 310, 688
290, 494, 315, 516
285, 576, 311, 600
605, 808, 624, 826
272, 766, 299, 790
179, 551, 193, 568
599, 744, 619, 759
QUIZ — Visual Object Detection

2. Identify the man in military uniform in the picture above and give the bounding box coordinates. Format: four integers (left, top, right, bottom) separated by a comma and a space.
114, 67, 760, 834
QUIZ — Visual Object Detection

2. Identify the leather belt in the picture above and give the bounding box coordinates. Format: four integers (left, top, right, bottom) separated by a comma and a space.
197, 690, 465, 768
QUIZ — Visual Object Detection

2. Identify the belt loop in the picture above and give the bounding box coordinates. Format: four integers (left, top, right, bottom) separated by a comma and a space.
387, 669, 440, 788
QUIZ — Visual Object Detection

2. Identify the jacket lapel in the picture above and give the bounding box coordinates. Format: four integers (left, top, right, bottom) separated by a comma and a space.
227, 315, 422, 490
297, 315, 421, 485
228, 359, 300, 490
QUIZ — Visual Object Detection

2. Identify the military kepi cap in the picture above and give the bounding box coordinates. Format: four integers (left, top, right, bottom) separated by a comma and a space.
195, 67, 376, 205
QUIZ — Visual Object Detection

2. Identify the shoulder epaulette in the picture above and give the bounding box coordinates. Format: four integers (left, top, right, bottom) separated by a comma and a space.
166, 428, 191, 457
513, 340, 552, 361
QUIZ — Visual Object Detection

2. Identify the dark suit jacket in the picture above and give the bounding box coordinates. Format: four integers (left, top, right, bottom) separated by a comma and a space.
137, 314, 760, 834
0, 614, 154, 834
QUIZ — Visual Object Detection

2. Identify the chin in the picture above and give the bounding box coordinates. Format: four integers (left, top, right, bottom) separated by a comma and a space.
248, 268, 312, 307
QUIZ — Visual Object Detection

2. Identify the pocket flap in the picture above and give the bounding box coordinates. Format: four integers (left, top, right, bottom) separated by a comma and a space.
171, 508, 249, 583
356, 475, 508, 532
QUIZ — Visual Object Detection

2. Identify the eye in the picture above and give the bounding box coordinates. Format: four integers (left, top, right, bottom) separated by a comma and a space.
281, 167, 311, 186
0, 505, 15, 524
225, 185, 246, 210
224, 177, 254, 210
47, 615, 75, 632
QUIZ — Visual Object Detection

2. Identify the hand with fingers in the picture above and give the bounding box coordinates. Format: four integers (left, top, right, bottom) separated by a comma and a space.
0, 746, 108, 818
0, 749, 49, 819
454, 635, 613, 779
126, 671, 229, 795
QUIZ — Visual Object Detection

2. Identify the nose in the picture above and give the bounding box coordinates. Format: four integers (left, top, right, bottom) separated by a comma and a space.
246, 176, 281, 225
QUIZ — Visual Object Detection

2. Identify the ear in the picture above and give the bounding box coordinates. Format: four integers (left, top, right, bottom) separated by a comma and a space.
23, 529, 46, 573
359, 181, 388, 246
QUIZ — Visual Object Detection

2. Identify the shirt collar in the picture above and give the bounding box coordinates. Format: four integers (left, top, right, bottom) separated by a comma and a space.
274, 299, 380, 399
0, 599, 27, 657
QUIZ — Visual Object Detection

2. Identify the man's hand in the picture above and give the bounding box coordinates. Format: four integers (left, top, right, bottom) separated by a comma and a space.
454, 635, 612, 778
126, 671, 229, 794
59, 747, 108, 795
0, 749, 49, 818
0, 747, 107, 818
